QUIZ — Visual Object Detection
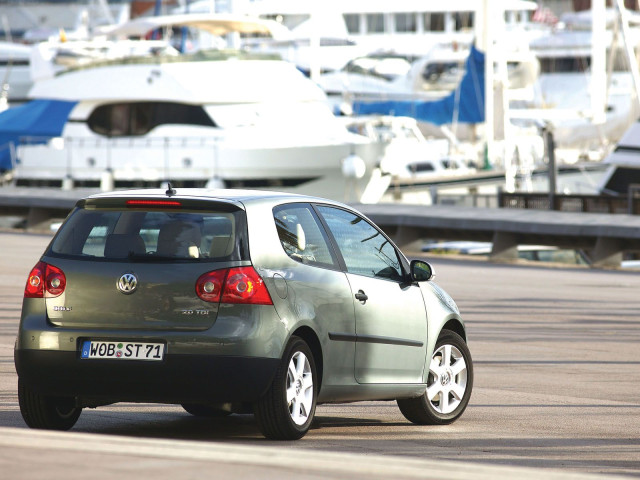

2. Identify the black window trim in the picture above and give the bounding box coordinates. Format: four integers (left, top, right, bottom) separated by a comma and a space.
311, 203, 411, 283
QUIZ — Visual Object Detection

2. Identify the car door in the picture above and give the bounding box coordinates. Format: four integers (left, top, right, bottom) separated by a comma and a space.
315, 205, 427, 384
268, 203, 357, 390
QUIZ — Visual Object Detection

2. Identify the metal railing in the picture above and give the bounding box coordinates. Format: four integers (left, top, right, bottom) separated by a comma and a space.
499, 191, 640, 215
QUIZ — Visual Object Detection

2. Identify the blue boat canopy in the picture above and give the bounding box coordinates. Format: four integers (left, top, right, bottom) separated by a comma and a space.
0, 99, 77, 171
352, 45, 485, 126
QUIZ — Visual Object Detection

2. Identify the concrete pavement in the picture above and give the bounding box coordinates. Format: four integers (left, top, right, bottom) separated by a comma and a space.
0, 231, 639, 478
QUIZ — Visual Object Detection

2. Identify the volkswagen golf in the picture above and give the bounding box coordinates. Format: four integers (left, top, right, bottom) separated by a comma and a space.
15, 187, 473, 440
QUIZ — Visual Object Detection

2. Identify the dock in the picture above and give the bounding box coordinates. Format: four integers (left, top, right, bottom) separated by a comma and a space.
356, 202, 640, 268
1, 187, 639, 268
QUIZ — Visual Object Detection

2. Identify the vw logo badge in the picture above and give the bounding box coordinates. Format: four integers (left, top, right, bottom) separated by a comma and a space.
117, 273, 138, 294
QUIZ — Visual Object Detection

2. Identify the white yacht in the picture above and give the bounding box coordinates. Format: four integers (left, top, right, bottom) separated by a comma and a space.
598, 116, 640, 196
0, 42, 33, 108
344, 115, 477, 179
513, 7, 640, 159
8, 15, 383, 202
316, 43, 540, 114
245, 0, 540, 62
173, 1, 541, 76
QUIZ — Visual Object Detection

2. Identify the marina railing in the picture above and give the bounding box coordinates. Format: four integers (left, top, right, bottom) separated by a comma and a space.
499, 191, 640, 215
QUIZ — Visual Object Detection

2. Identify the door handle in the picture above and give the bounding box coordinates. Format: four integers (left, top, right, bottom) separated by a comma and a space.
355, 290, 368, 303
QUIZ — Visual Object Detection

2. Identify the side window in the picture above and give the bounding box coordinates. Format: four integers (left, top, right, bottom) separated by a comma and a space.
316, 206, 403, 281
274, 204, 337, 269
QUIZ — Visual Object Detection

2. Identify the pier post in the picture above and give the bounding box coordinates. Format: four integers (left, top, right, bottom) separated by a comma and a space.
545, 128, 557, 210
393, 226, 425, 253
490, 231, 518, 262
591, 237, 623, 268
25, 207, 53, 231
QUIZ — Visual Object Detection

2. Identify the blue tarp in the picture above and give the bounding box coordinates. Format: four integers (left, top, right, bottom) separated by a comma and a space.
352, 45, 485, 126
0, 99, 77, 171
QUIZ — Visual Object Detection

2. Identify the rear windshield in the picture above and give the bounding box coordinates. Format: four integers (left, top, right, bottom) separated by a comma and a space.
48, 206, 248, 262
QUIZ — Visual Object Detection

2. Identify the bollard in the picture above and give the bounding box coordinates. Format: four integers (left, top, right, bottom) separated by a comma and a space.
100, 169, 114, 192
62, 175, 74, 191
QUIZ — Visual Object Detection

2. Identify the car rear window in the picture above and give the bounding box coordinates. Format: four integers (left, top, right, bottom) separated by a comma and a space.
48, 205, 248, 262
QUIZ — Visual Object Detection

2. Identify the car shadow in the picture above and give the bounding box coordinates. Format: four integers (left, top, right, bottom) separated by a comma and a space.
312, 416, 406, 429
59, 408, 405, 442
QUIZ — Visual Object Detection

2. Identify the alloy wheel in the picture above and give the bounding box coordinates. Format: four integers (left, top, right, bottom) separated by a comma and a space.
286, 351, 314, 426
427, 344, 468, 415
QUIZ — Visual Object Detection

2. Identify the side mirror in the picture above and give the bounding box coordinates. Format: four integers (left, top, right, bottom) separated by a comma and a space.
410, 260, 434, 282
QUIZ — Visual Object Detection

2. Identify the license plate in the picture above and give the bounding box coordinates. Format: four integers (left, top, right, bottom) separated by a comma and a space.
80, 341, 165, 361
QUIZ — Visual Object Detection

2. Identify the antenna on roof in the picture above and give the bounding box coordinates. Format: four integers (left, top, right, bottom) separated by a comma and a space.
165, 182, 176, 197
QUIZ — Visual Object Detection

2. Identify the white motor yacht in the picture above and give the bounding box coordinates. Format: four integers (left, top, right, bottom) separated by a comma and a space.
9, 15, 383, 202
245, 0, 540, 67
0, 42, 33, 108
344, 116, 477, 179
317, 44, 540, 113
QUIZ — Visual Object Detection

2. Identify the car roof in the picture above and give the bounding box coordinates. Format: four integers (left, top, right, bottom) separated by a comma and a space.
85, 187, 352, 210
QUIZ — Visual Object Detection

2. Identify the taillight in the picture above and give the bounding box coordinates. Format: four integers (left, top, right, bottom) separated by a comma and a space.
24, 261, 66, 298
196, 266, 273, 305
195, 269, 228, 303
25, 262, 45, 298
222, 267, 273, 305
46, 264, 66, 296
126, 200, 181, 208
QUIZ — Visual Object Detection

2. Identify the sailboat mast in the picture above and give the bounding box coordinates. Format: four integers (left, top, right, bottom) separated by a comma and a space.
476, 0, 495, 167
614, 0, 640, 112
95, 0, 115, 25
591, 0, 607, 125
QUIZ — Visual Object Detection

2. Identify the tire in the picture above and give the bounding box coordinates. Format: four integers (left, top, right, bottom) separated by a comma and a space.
181, 404, 232, 417
18, 379, 82, 430
254, 336, 317, 440
397, 330, 473, 425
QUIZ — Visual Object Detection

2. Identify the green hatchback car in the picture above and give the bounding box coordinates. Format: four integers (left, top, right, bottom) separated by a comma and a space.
15, 188, 473, 440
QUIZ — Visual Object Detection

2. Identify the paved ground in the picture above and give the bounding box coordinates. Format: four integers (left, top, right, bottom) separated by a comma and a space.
0, 231, 639, 478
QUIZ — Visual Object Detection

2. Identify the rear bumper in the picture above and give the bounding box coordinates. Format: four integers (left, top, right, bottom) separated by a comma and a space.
15, 349, 279, 406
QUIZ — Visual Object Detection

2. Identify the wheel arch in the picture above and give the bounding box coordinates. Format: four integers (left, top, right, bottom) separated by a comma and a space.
290, 326, 323, 391
441, 318, 466, 342
424, 313, 467, 384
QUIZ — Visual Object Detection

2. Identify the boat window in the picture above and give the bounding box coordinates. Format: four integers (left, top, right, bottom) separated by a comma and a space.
539, 56, 590, 74
395, 13, 417, 33
88, 102, 216, 137
0, 59, 29, 67
409, 162, 435, 173
423, 13, 445, 32
538, 52, 629, 74
344, 14, 360, 34
421, 61, 464, 90
454, 12, 474, 31
366, 14, 385, 34
602, 166, 640, 195
441, 159, 453, 169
